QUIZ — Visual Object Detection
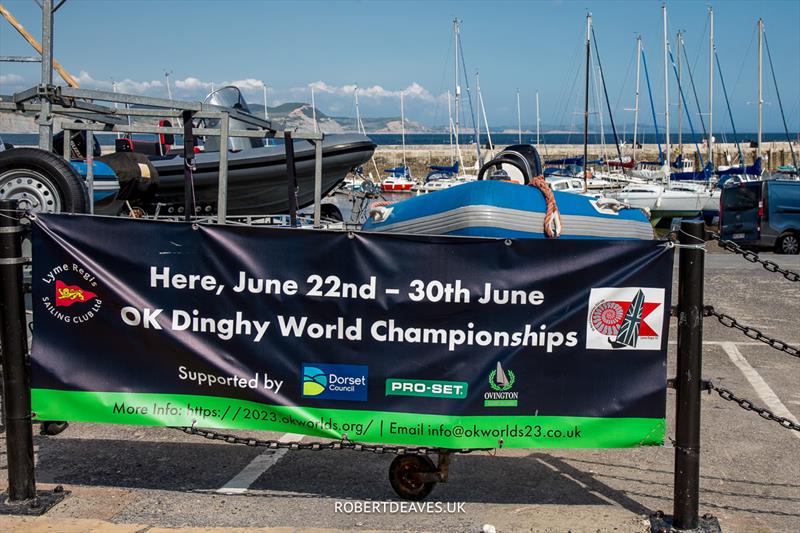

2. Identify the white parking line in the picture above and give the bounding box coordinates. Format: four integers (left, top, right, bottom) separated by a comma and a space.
719, 342, 800, 441
216, 432, 303, 494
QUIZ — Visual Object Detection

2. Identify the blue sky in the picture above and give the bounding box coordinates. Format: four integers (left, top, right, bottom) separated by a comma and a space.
1, 0, 798, 132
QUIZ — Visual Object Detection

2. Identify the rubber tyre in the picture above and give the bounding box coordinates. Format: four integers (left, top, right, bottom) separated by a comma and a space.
776, 233, 799, 255
389, 455, 437, 501
321, 204, 343, 222
0, 147, 88, 214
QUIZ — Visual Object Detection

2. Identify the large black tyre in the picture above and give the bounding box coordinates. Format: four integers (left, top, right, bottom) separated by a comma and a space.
0, 147, 88, 213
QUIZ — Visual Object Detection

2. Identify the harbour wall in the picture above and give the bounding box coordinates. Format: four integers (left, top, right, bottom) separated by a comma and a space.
367, 142, 796, 179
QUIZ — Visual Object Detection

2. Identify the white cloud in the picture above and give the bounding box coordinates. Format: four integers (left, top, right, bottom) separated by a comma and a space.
174, 76, 211, 91
77, 71, 163, 94
226, 78, 264, 92
0, 73, 25, 84
301, 81, 441, 102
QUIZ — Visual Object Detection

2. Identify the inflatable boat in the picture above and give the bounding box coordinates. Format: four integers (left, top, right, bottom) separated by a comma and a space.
363, 146, 654, 240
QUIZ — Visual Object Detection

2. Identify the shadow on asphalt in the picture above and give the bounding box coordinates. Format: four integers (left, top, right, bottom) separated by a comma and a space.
35, 437, 658, 513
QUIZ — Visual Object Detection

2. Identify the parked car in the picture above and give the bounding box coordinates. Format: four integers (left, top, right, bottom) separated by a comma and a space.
719, 179, 800, 254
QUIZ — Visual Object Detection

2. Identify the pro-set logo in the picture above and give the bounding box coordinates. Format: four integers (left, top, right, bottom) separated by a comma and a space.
41, 263, 102, 324
586, 287, 665, 350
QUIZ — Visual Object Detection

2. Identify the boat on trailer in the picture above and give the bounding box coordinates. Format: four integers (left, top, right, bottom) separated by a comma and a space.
363, 146, 654, 240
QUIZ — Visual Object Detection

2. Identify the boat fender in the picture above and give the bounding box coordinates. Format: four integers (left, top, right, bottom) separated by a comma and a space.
97, 152, 159, 202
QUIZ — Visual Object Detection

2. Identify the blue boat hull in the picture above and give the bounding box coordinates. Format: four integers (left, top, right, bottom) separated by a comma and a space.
362, 181, 654, 240
70, 160, 123, 215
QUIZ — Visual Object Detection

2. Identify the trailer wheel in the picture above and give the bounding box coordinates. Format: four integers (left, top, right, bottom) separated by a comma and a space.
776, 233, 799, 255
0, 148, 88, 214
389, 455, 437, 500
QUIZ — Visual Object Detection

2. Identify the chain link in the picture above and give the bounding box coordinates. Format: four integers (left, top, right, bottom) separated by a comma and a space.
709, 232, 800, 282
707, 381, 800, 432
703, 305, 800, 359
173, 425, 489, 455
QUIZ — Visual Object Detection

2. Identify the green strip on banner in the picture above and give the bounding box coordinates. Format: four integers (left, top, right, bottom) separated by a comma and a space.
32, 389, 665, 449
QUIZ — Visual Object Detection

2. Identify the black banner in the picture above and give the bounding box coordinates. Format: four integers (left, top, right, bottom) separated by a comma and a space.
31, 214, 673, 448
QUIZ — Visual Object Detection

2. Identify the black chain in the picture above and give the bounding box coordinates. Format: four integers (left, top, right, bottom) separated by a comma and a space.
707, 381, 800, 432
703, 305, 800, 359
174, 425, 488, 455
709, 232, 800, 282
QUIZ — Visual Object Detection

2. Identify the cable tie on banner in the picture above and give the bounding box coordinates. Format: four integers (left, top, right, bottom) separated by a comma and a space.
677, 228, 708, 244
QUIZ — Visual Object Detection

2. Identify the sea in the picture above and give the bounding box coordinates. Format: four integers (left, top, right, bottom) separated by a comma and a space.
0, 132, 793, 147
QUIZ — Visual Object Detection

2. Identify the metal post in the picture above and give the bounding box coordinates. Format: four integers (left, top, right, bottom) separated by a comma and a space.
217, 112, 229, 224
38, 0, 54, 152
0, 199, 36, 502
313, 138, 322, 229
182, 111, 195, 222
673, 220, 705, 530
285, 132, 298, 227
62, 129, 70, 160
86, 129, 94, 215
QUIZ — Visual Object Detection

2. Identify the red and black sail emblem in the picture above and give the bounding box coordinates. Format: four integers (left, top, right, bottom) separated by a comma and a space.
55, 280, 98, 307
589, 289, 661, 348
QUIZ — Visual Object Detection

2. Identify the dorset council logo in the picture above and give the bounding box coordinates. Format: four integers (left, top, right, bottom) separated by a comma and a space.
303, 367, 327, 396
586, 287, 665, 350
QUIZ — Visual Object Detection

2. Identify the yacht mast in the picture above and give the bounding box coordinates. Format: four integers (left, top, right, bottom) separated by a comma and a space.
677, 31, 683, 157
263, 85, 270, 146
663, 3, 670, 181
633, 35, 642, 162
516, 89, 522, 144
400, 90, 406, 169
453, 18, 461, 173
478, 82, 494, 155
475, 71, 482, 163
583, 12, 591, 192
354, 85, 363, 134
708, 6, 714, 169
757, 18, 763, 160
447, 90, 454, 164
536, 91, 541, 148
310, 84, 318, 133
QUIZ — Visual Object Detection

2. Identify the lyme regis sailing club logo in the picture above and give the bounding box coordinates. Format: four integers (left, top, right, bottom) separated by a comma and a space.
484, 362, 518, 407
586, 287, 665, 350
40, 263, 103, 324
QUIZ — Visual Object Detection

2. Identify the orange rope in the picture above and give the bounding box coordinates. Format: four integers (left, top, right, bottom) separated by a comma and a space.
528, 176, 562, 238
370, 200, 395, 208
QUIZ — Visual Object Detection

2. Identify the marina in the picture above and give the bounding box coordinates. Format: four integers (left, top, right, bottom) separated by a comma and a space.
0, 1, 798, 532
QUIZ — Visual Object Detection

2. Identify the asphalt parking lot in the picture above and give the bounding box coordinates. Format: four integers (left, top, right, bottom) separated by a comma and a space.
1, 250, 798, 532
